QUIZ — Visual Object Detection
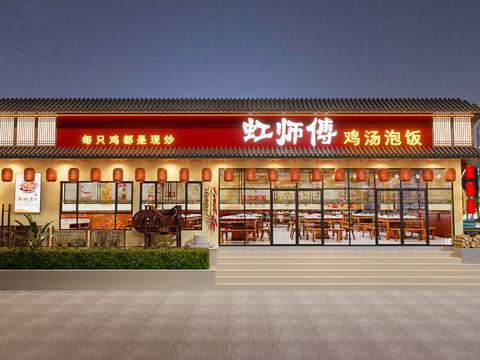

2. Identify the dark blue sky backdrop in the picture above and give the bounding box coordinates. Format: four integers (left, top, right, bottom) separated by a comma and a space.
1, 0, 479, 102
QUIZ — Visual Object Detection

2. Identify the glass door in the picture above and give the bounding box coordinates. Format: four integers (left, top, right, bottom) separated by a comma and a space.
298, 189, 322, 244
272, 189, 297, 244
376, 189, 428, 245
377, 189, 401, 245
402, 190, 427, 244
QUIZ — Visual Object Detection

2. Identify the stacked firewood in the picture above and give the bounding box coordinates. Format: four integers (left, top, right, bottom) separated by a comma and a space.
454, 234, 480, 248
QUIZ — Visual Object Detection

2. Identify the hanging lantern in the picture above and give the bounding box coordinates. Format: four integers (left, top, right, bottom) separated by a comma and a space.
356, 168, 367, 182
312, 168, 323, 182
135, 168, 145, 182
24, 168, 35, 182
1, 168, 13, 182
467, 199, 476, 214
268, 168, 278, 182
91, 168, 101, 182
465, 165, 475, 180
46, 168, 57, 182
444, 168, 456, 182
290, 168, 300, 182
246, 168, 256, 182
202, 168, 212, 182
400, 168, 411, 182
224, 168, 234, 182
179, 168, 189, 182
334, 168, 344, 182
466, 182, 476, 197
113, 168, 123, 182
157, 168, 167, 182
378, 168, 389, 182
423, 168, 434, 182
69, 168, 79, 182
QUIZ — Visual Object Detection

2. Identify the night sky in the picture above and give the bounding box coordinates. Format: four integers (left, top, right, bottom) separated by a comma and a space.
1, 0, 479, 102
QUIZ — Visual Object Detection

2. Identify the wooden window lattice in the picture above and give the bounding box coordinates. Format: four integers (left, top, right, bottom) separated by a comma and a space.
453, 117, 472, 146
0, 117, 14, 146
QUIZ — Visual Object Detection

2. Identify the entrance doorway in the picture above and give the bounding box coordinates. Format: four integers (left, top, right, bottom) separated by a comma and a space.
376, 189, 428, 244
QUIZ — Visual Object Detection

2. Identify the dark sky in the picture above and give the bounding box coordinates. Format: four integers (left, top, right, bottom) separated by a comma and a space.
1, 0, 479, 102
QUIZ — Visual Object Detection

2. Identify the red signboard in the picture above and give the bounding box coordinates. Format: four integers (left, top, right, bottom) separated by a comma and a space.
56, 114, 432, 148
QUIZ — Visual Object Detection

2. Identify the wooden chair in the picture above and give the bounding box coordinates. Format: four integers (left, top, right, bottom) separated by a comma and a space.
404, 220, 426, 242
342, 218, 355, 240
362, 221, 384, 240
389, 221, 402, 241
260, 223, 271, 241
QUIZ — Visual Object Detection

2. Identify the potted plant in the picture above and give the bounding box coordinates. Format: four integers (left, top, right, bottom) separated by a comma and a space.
15, 214, 56, 250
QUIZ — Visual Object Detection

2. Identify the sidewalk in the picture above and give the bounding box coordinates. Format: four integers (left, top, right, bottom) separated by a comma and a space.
1, 290, 479, 359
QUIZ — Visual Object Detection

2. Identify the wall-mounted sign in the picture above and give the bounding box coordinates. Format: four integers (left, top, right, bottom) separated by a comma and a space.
15, 172, 41, 213
57, 114, 432, 148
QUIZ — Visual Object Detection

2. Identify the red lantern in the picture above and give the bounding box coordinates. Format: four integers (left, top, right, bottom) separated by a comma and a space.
312, 168, 322, 182
246, 168, 256, 182
113, 168, 123, 182
268, 168, 278, 182
423, 168, 434, 182
46, 168, 57, 182
465, 165, 475, 180
1, 168, 13, 182
202, 168, 212, 182
290, 168, 300, 182
377, 168, 389, 182
467, 199, 476, 214
69, 168, 79, 182
91, 168, 101, 182
135, 168, 145, 182
444, 168, 456, 182
356, 168, 367, 182
157, 168, 167, 182
400, 168, 411, 182
334, 168, 344, 182
466, 182, 476, 197
224, 168, 234, 182
179, 168, 189, 182
24, 168, 35, 182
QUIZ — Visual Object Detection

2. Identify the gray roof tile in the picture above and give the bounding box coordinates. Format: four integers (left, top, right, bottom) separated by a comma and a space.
0, 97, 479, 113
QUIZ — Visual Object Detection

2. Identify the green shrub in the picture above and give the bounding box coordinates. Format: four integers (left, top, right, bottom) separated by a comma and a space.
0, 248, 210, 270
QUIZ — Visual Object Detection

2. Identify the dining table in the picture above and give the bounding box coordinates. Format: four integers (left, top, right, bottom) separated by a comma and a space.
219, 215, 263, 243
301, 215, 343, 241
350, 214, 375, 231
378, 216, 422, 240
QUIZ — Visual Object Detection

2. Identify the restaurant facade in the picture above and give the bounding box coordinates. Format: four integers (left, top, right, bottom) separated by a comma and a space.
0, 97, 479, 247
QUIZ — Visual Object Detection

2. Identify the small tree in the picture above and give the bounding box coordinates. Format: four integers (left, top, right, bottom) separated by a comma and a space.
15, 214, 55, 250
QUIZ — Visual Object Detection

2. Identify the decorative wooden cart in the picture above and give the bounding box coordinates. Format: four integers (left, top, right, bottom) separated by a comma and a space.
132, 205, 185, 248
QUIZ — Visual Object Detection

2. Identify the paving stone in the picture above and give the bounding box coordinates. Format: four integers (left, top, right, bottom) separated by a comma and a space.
0, 290, 479, 359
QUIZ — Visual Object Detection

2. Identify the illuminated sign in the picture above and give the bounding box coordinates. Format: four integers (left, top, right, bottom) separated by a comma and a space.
81, 134, 175, 146
57, 114, 432, 148
242, 117, 423, 147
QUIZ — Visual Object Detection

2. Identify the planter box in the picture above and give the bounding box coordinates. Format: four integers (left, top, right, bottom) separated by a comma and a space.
0, 268, 217, 290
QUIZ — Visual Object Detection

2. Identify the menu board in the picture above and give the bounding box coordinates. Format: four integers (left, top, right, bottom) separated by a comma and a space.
14, 172, 42, 213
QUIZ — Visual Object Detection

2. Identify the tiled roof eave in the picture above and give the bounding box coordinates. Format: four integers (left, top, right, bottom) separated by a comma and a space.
1, 146, 479, 160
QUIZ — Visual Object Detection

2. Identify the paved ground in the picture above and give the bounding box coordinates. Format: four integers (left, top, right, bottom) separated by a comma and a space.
1, 290, 479, 360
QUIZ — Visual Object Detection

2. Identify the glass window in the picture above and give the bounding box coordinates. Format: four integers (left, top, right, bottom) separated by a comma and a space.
376, 169, 401, 189
431, 169, 452, 189
349, 168, 374, 189
428, 189, 452, 245
140, 181, 202, 230
323, 169, 346, 188
245, 169, 270, 189
273, 168, 298, 188
60, 181, 133, 230
218, 167, 454, 247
